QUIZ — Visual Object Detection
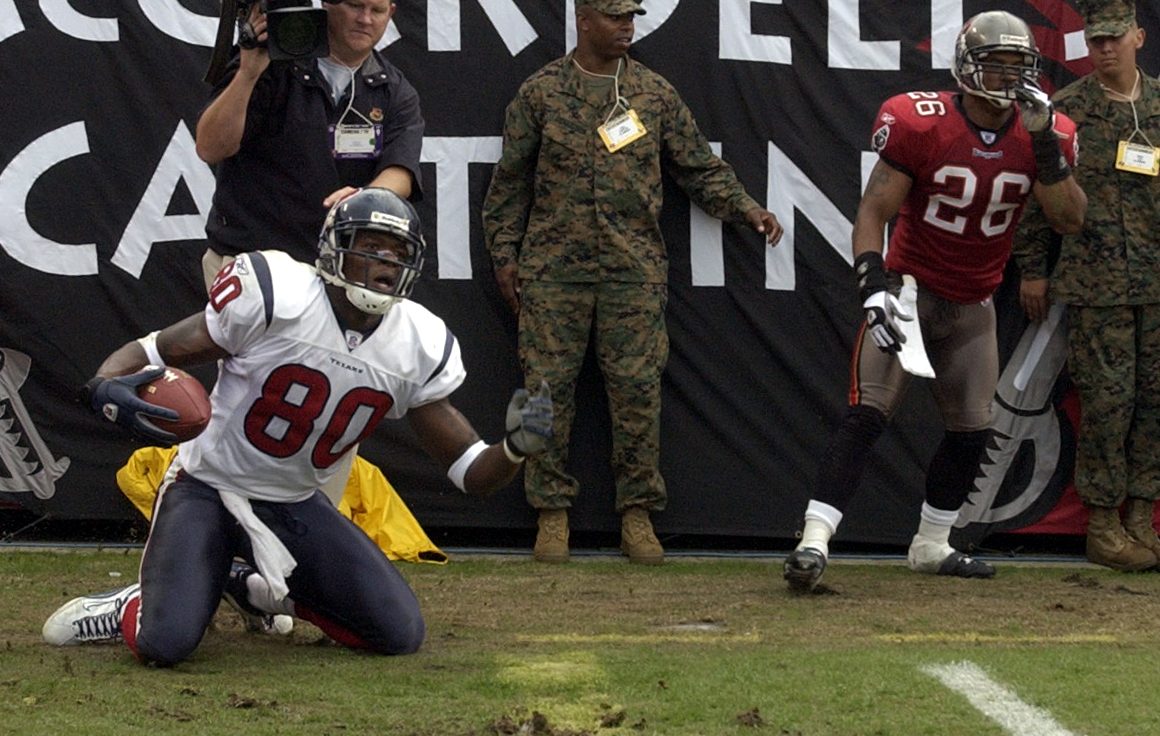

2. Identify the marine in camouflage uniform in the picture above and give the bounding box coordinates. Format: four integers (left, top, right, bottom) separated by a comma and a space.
482, 0, 781, 563
1012, 0, 1160, 570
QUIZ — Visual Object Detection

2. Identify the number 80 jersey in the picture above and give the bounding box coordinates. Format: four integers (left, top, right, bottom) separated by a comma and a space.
179, 250, 466, 502
872, 91, 1078, 303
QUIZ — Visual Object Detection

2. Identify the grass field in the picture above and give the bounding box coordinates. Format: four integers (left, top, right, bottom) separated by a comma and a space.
3, 548, 1159, 736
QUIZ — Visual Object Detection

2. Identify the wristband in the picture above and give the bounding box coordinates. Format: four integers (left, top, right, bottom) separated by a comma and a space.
447, 439, 488, 492
853, 251, 888, 303
502, 437, 526, 464
80, 376, 104, 405
137, 331, 165, 368
1031, 130, 1070, 185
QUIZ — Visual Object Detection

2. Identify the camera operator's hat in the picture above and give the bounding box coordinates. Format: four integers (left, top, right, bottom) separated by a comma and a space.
578, 0, 646, 16
1078, 0, 1136, 39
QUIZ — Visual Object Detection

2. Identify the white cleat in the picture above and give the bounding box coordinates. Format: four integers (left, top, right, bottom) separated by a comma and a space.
43, 583, 141, 646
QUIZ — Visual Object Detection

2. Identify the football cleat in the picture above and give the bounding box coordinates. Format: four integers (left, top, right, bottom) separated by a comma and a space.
222, 562, 293, 635
783, 547, 828, 593
936, 551, 996, 579
43, 583, 140, 646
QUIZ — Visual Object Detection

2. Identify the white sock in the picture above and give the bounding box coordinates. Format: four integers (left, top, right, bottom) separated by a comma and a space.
905, 504, 959, 572
246, 573, 296, 616
798, 500, 843, 557
918, 503, 955, 545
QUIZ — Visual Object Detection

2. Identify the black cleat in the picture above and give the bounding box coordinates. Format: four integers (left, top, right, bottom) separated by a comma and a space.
222, 562, 293, 634
784, 547, 828, 593
936, 551, 995, 579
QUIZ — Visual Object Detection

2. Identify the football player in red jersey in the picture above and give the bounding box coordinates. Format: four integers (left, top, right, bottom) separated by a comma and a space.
783, 11, 1087, 593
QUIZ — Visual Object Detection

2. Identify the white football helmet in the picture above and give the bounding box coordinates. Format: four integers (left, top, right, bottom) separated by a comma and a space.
952, 11, 1042, 109
317, 188, 426, 315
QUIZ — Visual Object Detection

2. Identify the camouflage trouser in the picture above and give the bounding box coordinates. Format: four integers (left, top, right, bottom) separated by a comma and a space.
1067, 304, 1160, 506
518, 280, 668, 513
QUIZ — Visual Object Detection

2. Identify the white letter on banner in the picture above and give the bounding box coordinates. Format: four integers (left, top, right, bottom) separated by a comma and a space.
378, 23, 400, 49
764, 142, 854, 291
690, 142, 724, 287
420, 137, 504, 280
828, 0, 898, 70
428, 0, 535, 55
1, 0, 24, 44
113, 124, 216, 278
930, 0, 963, 69
0, 122, 98, 276
137, 1, 218, 46
40, 0, 118, 42
720, 0, 790, 64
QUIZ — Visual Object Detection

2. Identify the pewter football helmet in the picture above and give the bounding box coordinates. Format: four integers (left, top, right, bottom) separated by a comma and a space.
952, 11, 1043, 109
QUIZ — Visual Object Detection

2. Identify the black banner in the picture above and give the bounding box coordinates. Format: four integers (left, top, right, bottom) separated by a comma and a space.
2, 1, 1155, 545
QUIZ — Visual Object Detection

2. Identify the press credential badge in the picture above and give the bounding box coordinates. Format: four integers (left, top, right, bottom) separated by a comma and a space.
1115, 140, 1160, 176
599, 109, 647, 153
332, 123, 381, 159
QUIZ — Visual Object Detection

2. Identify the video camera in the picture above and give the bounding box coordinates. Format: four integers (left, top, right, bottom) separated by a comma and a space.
238, 0, 329, 61
205, 0, 329, 84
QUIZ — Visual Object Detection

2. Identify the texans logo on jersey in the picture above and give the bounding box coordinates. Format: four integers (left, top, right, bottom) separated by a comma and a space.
872, 123, 890, 153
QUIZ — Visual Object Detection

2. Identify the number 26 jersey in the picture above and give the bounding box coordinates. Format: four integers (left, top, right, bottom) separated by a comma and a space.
871, 91, 1078, 303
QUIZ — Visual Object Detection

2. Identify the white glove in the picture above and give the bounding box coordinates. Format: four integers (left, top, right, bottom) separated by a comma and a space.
863, 291, 913, 354
1013, 84, 1054, 134
504, 380, 553, 458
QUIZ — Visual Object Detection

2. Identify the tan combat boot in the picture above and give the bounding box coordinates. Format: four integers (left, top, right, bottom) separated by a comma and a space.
534, 509, 569, 563
621, 507, 664, 565
1086, 506, 1157, 572
1122, 498, 1160, 558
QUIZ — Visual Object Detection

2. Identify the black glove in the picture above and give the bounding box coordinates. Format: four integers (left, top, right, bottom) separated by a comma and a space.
504, 381, 553, 459
83, 366, 179, 444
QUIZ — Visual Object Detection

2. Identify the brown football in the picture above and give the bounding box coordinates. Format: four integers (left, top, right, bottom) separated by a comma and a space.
136, 367, 212, 442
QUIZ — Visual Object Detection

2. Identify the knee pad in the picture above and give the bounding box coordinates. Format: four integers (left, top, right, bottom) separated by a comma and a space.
843, 404, 888, 444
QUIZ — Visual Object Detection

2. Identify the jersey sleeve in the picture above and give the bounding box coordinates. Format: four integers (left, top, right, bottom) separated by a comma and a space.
204, 251, 293, 356
389, 302, 467, 410
411, 326, 466, 407
870, 93, 939, 177
1052, 112, 1080, 167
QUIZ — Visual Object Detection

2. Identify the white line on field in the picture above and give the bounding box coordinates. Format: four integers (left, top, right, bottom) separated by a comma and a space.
920, 661, 1085, 736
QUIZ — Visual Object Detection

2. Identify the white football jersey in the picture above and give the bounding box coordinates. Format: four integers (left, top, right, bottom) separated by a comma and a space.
178, 251, 465, 502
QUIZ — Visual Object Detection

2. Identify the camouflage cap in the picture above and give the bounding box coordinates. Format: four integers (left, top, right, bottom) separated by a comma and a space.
1078, 0, 1136, 39
577, 0, 646, 16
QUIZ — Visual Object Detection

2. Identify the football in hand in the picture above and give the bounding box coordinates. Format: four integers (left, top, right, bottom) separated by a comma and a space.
137, 367, 212, 442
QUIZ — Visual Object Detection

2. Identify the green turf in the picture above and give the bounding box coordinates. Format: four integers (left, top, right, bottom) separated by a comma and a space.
3, 550, 1157, 735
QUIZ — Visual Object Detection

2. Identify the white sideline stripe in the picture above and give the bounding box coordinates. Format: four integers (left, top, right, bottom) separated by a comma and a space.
920, 661, 1085, 736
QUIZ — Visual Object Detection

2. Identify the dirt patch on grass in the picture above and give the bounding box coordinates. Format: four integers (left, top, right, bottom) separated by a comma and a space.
409, 557, 1160, 650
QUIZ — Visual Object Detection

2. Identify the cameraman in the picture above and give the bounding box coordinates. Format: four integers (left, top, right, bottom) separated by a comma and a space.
196, 0, 423, 285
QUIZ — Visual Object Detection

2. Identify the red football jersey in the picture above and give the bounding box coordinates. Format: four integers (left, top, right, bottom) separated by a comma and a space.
871, 91, 1078, 303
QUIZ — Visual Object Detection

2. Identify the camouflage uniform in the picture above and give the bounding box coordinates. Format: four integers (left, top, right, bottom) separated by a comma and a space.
482, 52, 759, 512
1013, 70, 1160, 506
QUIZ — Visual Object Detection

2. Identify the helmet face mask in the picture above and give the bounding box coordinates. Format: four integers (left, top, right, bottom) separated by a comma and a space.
317, 188, 426, 315
952, 11, 1042, 109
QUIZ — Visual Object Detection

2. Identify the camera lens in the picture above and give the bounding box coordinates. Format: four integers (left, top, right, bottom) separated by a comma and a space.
274, 13, 319, 56
266, 7, 328, 60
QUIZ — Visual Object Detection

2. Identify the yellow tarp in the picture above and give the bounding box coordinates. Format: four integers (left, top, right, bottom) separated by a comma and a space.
116, 446, 448, 564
